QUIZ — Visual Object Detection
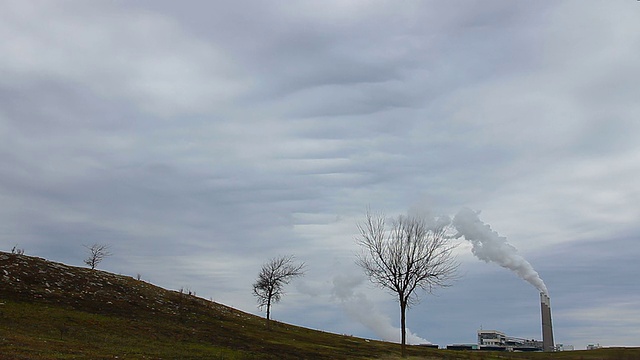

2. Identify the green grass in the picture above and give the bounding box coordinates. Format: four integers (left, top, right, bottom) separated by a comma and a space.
1, 252, 638, 359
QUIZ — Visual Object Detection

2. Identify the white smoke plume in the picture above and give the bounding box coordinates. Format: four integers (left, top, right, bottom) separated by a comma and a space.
332, 274, 431, 345
452, 207, 548, 295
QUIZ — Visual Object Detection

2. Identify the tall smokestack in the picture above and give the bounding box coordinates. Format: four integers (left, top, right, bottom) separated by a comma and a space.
540, 292, 554, 352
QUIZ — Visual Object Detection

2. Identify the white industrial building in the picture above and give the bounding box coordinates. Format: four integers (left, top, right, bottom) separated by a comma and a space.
477, 330, 543, 351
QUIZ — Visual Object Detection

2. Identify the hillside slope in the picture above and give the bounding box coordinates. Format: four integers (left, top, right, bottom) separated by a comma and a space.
1, 252, 639, 360
0, 252, 436, 359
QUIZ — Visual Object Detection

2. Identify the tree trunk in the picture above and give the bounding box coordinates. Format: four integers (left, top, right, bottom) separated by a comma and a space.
400, 299, 407, 357
266, 297, 271, 320
266, 295, 272, 329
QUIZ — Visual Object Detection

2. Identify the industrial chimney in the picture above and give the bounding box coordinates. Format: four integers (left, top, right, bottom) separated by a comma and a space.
540, 292, 554, 351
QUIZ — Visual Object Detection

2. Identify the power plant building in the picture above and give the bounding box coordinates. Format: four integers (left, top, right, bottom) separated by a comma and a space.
449, 292, 556, 352
474, 294, 555, 352
477, 330, 543, 351
477, 330, 506, 346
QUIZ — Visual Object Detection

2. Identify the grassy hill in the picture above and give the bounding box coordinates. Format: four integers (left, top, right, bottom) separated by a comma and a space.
1, 252, 638, 360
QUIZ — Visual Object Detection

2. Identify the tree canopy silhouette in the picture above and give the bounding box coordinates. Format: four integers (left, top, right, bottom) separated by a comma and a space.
356, 210, 458, 357
252, 255, 305, 326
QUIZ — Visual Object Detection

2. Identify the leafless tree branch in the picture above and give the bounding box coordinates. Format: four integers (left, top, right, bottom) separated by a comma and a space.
252, 255, 305, 325
83, 243, 112, 270
356, 210, 459, 357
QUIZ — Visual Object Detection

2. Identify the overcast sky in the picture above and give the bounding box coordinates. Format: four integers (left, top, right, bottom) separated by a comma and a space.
2, 0, 639, 350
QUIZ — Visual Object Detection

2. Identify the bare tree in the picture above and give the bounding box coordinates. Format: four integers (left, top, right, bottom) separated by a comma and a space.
252, 255, 305, 326
83, 243, 112, 270
356, 211, 459, 357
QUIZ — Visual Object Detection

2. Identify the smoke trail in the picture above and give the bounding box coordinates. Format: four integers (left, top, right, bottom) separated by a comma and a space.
332, 274, 431, 345
452, 208, 548, 295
